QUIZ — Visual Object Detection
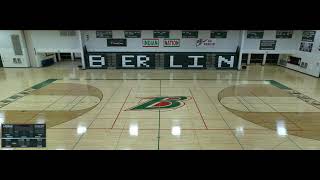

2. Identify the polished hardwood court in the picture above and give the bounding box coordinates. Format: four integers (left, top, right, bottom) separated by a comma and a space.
1, 62, 320, 150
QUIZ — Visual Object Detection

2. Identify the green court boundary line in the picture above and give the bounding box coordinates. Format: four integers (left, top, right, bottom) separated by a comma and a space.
265, 80, 291, 90
58, 78, 274, 81
0, 79, 58, 108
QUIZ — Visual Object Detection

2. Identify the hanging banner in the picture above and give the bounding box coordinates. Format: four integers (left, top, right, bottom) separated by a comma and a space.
259, 40, 277, 50
196, 39, 216, 48
302, 31, 316, 42
299, 42, 313, 52
182, 31, 198, 38
247, 30, 264, 39
163, 39, 180, 47
276, 30, 293, 38
153, 31, 170, 38
96, 31, 112, 38
210, 31, 228, 38
124, 31, 141, 38
107, 39, 127, 47
142, 39, 159, 47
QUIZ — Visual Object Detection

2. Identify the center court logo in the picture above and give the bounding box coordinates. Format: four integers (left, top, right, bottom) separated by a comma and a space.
126, 96, 191, 111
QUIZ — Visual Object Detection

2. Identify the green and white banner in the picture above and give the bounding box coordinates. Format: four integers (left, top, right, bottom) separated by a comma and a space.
142, 39, 159, 47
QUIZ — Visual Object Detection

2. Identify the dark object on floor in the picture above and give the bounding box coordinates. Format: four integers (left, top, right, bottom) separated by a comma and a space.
242, 65, 247, 69
41, 58, 54, 67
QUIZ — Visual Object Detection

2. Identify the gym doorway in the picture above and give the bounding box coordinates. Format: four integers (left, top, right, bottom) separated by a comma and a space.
0, 54, 3, 67
266, 54, 279, 65
54, 52, 81, 68
241, 54, 248, 64
250, 54, 264, 64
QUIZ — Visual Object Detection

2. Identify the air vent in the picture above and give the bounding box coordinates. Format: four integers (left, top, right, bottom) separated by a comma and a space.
60, 31, 77, 36
11, 35, 23, 55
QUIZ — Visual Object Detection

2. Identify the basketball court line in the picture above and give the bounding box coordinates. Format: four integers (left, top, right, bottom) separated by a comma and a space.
271, 139, 293, 150
236, 96, 251, 111
248, 92, 305, 131
68, 96, 86, 111
65, 78, 276, 81
279, 113, 304, 131
110, 88, 133, 129
188, 89, 208, 129
157, 80, 161, 150
95, 117, 208, 120
201, 87, 245, 149
286, 136, 303, 150
2, 78, 316, 147
21, 94, 67, 124
0, 79, 58, 109
72, 85, 123, 149
113, 103, 131, 149
24, 127, 320, 133
48, 128, 282, 130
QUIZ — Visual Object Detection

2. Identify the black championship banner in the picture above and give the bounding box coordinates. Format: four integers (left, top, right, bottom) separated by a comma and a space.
211, 31, 228, 38
107, 39, 127, 47
276, 30, 293, 38
302, 31, 316, 42
247, 30, 264, 39
182, 31, 198, 38
259, 40, 276, 50
164, 53, 206, 69
153, 31, 170, 38
124, 30, 141, 38
96, 31, 112, 38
